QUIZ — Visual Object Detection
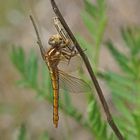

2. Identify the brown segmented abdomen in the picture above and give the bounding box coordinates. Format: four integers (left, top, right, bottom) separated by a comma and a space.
50, 68, 59, 128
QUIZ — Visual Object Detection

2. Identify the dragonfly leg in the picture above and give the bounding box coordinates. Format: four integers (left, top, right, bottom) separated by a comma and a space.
60, 51, 77, 65
61, 49, 78, 60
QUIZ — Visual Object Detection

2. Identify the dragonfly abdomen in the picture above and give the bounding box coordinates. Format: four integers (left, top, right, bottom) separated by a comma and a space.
50, 69, 59, 128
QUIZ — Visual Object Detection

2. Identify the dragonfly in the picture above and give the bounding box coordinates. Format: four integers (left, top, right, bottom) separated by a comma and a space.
30, 16, 90, 128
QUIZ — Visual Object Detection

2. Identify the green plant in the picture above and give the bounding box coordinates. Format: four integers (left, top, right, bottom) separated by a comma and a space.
98, 27, 140, 140
78, 0, 107, 70
18, 124, 27, 140
17, 124, 51, 140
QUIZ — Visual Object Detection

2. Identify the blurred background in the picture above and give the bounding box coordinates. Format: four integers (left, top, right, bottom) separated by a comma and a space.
0, 0, 140, 140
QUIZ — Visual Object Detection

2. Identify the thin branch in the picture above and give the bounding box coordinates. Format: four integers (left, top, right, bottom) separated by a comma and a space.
30, 15, 45, 59
50, 0, 124, 140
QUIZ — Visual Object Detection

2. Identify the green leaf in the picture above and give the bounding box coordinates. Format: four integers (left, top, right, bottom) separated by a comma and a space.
97, 0, 106, 16
81, 11, 96, 38
17, 124, 26, 140
100, 71, 133, 88
76, 35, 95, 61
95, 15, 107, 47
106, 41, 133, 74
25, 50, 38, 87
111, 84, 136, 103
133, 113, 140, 139
84, 0, 97, 18
121, 28, 136, 49
87, 100, 96, 120
112, 94, 133, 123
87, 100, 114, 140
99, 71, 139, 105
97, 0, 105, 6
121, 27, 140, 56
11, 46, 25, 74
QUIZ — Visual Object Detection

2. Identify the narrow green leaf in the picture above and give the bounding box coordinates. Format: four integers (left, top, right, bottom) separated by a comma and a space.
98, 123, 107, 137
95, 15, 107, 47
100, 71, 133, 88
18, 47, 25, 72
81, 11, 96, 38
112, 95, 133, 123
76, 35, 95, 61
17, 124, 26, 140
121, 27, 140, 56
97, 0, 106, 16
133, 113, 140, 138
11, 46, 25, 73
105, 77, 137, 104
106, 41, 133, 74
25, 50, 38, 87
87, 100, 114, 140
121, 27, 136, 49
84, 0, 97, 18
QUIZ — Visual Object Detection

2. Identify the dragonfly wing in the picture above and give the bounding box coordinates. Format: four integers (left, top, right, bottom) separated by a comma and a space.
53, 17, 77, 52
59, 70, 91, 93
53, 17, 72, 43
58, 54, 82, 73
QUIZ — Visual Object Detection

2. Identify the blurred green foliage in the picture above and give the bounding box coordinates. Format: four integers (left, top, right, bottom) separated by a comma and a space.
18, 124, 27, 140
79, 0, 107, 69
98, 27, 140, 140
17, 124, 51, 140
10, 0, 140, 140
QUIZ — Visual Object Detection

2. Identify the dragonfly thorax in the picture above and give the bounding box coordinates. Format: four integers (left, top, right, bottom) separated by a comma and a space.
48, 34, 70, 49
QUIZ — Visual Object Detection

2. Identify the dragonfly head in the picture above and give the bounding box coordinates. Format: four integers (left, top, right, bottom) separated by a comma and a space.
48, 34, 63, 47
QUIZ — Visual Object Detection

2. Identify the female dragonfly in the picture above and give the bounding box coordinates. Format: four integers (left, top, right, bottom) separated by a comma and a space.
30, 16, 90, 128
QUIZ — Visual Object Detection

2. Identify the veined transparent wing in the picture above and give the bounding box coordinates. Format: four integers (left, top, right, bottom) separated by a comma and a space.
53, 17, 71, 42
59, 70, 91, 93
58, 54, 83, 73
53, 17, 77, 52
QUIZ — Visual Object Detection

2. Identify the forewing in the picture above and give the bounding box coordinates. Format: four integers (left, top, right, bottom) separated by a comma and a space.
53, 17, 71, 42
53, 17, 76, 51
59, 70, 91, 93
